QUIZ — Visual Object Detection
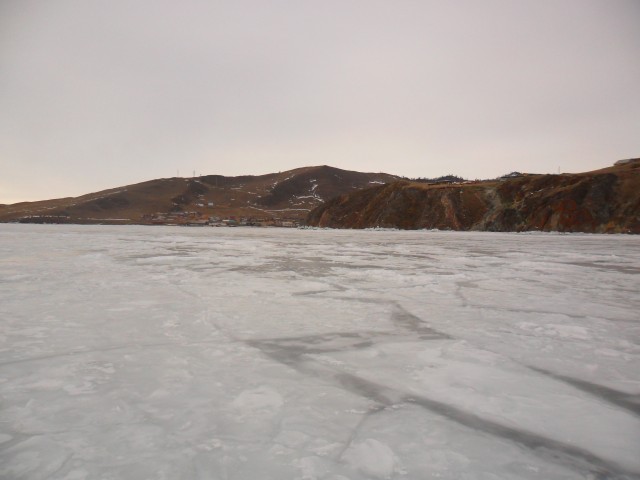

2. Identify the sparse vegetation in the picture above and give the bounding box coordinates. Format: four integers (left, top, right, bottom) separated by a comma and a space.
406, 174, 466, 184
306, 161, 640, 233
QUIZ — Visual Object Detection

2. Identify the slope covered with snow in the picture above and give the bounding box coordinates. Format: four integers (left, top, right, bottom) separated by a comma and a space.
1, 226, 638, 479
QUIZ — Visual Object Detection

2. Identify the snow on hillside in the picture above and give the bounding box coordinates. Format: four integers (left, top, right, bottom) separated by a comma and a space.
0, 225, 639, 479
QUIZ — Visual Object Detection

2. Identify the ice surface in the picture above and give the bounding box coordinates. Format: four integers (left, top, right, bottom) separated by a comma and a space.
0, 225, 639, 479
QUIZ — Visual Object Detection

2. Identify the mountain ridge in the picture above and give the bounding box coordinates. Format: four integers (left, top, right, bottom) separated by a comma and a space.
0, 165, 397, 225
2, 160, 638, 232
305, 160, 640, 233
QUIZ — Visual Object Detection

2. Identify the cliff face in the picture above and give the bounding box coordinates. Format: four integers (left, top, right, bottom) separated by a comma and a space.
306, 161, 640, 233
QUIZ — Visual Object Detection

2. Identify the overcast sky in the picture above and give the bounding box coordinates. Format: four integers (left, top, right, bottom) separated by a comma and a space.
1, 0, 639, 203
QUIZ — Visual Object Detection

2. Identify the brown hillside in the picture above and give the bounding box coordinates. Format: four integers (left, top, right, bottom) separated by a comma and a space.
306, 160, 640, 233
0, 166, 397, 224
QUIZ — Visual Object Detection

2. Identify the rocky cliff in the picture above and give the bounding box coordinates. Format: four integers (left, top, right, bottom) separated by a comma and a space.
306, 160, 640, 233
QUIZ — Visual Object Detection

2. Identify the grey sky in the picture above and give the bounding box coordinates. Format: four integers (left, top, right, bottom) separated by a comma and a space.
1, 0, 639, 203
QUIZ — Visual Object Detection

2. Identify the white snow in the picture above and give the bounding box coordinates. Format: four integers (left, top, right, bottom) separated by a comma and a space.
343, 439, 397, 478
0, 225, 639, 480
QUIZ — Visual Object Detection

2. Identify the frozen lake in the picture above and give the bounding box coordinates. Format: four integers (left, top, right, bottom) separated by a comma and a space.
1, 225, 639, 480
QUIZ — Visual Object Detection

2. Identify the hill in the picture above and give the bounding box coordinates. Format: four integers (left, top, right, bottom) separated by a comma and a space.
0, 166, 397, 225
306, 160, 640, 233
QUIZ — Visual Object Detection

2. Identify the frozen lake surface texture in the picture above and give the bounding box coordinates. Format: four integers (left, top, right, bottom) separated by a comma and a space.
1, 225, 639, 480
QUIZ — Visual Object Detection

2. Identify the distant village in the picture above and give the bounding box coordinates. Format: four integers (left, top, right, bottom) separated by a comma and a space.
140, 211, 301, 228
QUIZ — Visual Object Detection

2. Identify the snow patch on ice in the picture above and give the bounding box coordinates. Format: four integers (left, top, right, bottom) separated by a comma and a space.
343, 438, 398, 478
231, 386, 284, 412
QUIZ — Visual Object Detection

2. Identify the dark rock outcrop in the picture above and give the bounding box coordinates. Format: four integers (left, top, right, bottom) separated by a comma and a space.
306, 160, 640, 233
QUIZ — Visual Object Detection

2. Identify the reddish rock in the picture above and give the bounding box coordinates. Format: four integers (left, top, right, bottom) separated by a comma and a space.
306, 160, 640, 233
